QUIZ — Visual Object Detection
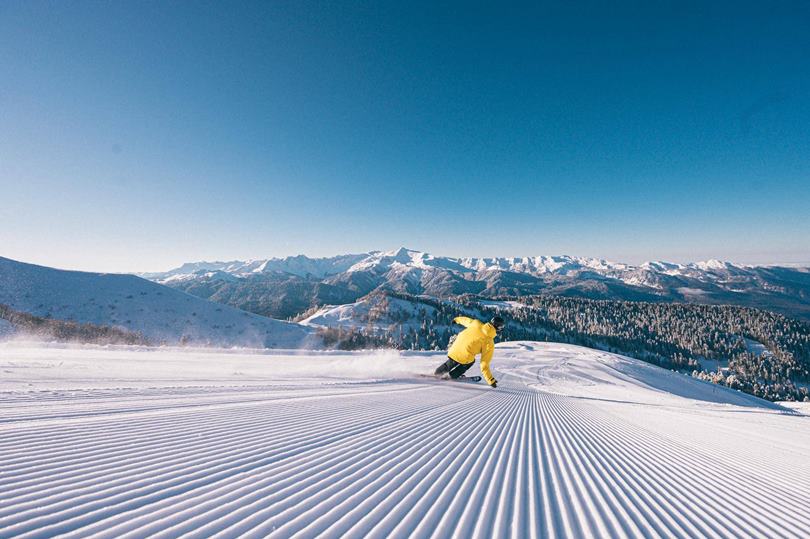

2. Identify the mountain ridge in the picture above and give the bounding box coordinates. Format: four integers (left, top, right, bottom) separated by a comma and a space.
140, 248, 810, 321
144, 247, 809, 280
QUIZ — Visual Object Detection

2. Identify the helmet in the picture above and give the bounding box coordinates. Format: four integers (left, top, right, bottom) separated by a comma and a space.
490, 316, 505, 331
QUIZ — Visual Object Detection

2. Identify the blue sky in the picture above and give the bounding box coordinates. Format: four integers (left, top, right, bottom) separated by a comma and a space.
1, 1, 809, 272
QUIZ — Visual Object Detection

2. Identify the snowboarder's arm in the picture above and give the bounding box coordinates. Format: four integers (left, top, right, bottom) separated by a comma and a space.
480, 339, 496, 387
453, 316, 475, 327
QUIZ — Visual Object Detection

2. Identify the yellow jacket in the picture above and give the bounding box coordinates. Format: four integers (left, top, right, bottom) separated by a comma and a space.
447, 316, 497, 385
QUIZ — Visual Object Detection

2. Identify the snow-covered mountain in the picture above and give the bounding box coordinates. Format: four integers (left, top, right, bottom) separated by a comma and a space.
147, 247, 796, 283
0, 257, 316, 348
140, 253, 369, 283
144, 248, 810, 320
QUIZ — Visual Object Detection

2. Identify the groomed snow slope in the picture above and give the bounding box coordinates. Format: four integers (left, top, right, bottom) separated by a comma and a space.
2, 342, 809, 538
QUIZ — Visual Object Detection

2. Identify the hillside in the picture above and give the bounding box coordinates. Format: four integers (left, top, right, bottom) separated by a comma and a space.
144, 248, 810, 321
0, 257, 315, 348
299, 291, 810, 402
2, 342, 808, 537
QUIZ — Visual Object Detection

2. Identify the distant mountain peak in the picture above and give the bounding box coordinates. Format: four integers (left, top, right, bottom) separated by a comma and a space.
640, 261, 684, 273
693, 259, 736, 271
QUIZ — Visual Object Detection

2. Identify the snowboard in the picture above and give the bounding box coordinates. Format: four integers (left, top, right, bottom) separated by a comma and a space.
420, 374, 482, 383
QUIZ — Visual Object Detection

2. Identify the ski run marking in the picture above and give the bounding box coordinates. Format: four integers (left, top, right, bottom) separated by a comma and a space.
1, 342, 810, 538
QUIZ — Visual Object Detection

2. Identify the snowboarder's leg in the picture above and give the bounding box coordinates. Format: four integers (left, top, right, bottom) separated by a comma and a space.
434, 358, 455, 376
435, 357, 474, 378
447, 359, 474, 379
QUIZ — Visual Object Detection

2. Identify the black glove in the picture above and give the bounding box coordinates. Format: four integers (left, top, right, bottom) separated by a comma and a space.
490, 380, 498, 388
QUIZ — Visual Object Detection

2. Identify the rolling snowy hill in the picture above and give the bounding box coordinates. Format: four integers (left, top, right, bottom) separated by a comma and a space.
143, 248, 810, 321
0, 257, 316, 348
1, 341, 808, 538
299, 294, 444, 332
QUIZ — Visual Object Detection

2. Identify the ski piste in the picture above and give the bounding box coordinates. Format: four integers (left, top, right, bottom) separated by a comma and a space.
4, 343, 810, 537
420, 374, 482, 383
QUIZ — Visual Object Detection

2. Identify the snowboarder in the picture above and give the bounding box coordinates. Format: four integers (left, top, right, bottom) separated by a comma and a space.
435, 315, 504, 387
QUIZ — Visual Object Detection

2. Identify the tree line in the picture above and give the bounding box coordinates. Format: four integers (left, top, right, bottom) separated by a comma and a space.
320, 292, 810, 402
0, 304, 149, 346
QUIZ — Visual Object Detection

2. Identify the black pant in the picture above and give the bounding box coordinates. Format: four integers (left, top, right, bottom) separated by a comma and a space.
435, 357, 473, 379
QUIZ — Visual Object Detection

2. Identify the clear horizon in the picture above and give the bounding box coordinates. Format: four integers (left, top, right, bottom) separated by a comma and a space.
2, 2, 809, 273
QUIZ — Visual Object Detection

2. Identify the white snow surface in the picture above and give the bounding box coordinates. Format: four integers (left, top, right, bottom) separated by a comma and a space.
2, 341, 809, 538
